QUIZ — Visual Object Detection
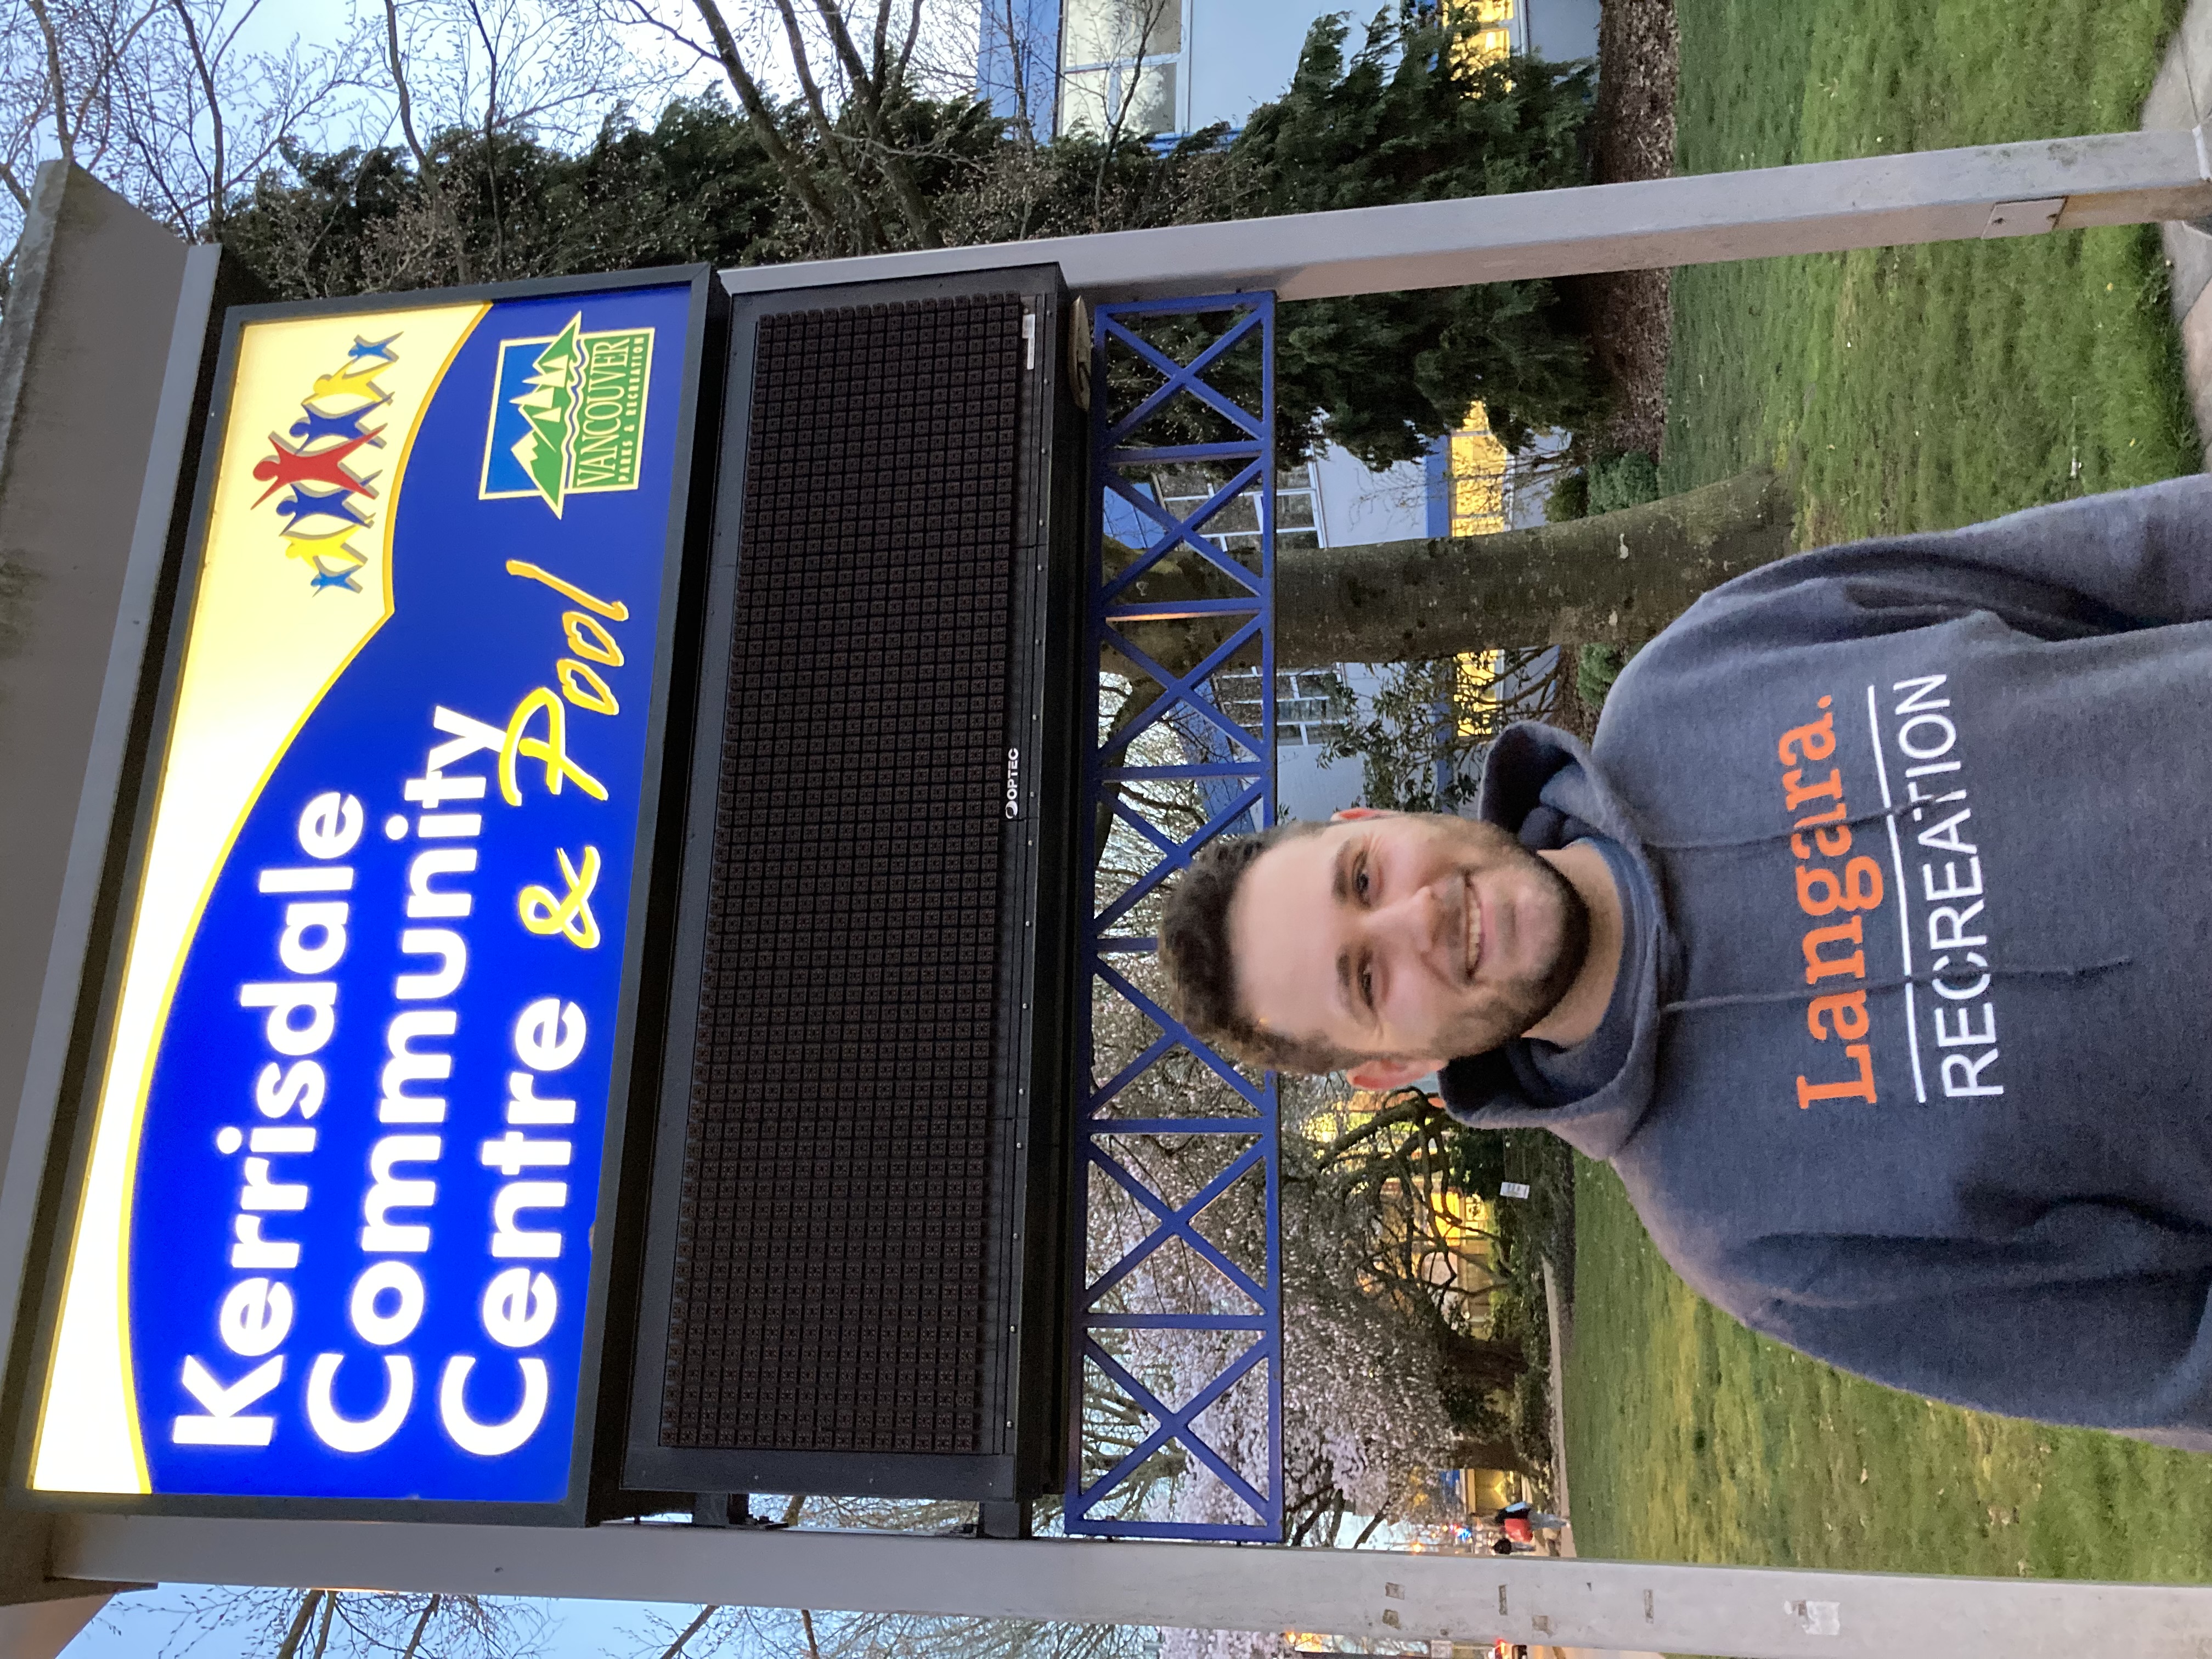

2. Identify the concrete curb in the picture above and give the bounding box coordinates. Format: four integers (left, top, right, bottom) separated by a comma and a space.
2142, 3, 2212, 467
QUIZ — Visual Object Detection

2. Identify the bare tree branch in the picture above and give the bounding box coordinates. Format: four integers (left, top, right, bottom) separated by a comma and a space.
981, 0, 1037, 142
271, 1591, 323, 1659
26, 0, 71, 158
168, 0, 222, 227
657, 1604, 718, 1659
383, 0, 431, 172
1093, 0, 1172, 216
681, 0, 842, 245
1314, 1093, 1436, 1167
805, 0, 942, 246
462, 0, 506, 273
396, 1593, 439, 1659
766, 0, 890, 250
892, 0, 922, 84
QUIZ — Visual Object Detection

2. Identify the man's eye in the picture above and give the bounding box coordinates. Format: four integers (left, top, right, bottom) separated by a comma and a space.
1354, 859, 1372, 901
1358, 961, 1375, 1011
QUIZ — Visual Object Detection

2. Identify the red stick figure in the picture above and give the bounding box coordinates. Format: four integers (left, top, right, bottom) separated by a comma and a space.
252, 430, 382, 506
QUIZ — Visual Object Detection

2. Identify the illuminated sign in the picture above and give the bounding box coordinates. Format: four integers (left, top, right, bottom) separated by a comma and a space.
18, 270, 715, 1514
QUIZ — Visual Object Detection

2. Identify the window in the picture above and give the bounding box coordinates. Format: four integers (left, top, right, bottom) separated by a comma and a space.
1153, 459, 1321, 562
1444, 0, 1518, 68
1211, 669, 1353, 750
1446, 403, 1511, 537
1060, 0, 1183, 139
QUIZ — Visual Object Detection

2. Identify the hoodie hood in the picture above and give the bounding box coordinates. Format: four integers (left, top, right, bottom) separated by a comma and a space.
1436, 721, 1675, 1159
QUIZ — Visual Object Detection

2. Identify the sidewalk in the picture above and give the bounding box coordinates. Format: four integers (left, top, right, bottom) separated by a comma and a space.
1539, 1256, 1573, 1555
2143, 0, 2212, 465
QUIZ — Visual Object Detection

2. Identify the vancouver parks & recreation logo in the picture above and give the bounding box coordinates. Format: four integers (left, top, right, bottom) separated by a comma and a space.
479, 313, 654, 515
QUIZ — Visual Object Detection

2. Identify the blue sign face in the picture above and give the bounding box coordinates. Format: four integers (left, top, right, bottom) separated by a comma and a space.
28, 278, 699, 1508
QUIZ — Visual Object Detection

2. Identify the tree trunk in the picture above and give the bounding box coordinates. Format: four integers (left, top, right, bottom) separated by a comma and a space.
1445, 1434, 1539, 1477
1436, 1325, 1528, 1399
1274, 467, 1796, 667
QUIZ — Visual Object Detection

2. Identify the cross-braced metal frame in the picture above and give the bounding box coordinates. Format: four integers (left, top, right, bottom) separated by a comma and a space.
1067, 294, 1283, 1541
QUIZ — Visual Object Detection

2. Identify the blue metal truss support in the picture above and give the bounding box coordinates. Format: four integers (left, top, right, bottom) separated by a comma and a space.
1068, 293, 1282, 1543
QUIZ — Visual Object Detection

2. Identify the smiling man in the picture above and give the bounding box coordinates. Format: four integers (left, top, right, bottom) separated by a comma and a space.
1156, 475, 2212, 1450
1187, 809, 1617, 1087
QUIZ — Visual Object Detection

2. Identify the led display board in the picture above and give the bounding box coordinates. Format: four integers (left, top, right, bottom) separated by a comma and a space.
14, 267, 719, 1518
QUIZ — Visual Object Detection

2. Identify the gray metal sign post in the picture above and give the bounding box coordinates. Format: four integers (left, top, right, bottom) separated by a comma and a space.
0, 163, 215, 1659
48, 1515, 2212, 1659
9, 129, 2212, 1659
718, 128, 2212, 299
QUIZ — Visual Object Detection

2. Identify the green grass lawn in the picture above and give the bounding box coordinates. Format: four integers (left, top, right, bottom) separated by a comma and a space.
1565, 0, 2212, 1590
1659, 0, 2202, 544
1566, 1161, 2212, 1581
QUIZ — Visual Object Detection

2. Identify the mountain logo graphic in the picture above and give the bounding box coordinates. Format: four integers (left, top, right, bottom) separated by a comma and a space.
509, 315, 583, 511
481, 313, 655, 513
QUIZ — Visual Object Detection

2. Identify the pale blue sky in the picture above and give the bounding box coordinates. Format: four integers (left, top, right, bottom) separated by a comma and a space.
220, 0, 987, 144
65, 1584, 681, 1659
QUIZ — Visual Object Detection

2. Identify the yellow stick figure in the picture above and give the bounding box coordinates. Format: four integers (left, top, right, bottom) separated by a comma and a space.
501, 687, 607, 805
311, 362, 390, 403
518, 845, 602, 949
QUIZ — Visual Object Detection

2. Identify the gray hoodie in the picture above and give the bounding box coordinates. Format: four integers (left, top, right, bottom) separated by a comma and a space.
1438, 475, 2212, 1441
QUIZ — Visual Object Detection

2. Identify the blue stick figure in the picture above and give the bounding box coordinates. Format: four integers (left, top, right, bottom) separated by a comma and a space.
288, 397, 390, 449
273, 484, 374, 537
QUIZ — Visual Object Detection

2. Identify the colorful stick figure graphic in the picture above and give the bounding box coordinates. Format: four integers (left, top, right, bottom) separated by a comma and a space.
272, 484, 375, 538
252, 431, 382, 506
311, 360, 390, 404
287, 400, 388, 449
346, 332, 401, 366
263, 336, 405, 593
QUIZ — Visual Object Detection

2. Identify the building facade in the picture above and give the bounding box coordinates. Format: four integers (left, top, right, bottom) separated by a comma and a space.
978, 0, 1604, 142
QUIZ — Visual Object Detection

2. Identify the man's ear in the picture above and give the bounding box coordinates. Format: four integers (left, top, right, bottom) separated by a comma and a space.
1346, 1056, 1443, 1092
1333, 805, 1391, 822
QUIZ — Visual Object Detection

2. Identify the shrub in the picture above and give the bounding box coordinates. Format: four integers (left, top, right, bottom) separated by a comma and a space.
1577, 642, 1624, 709
1546, 469, 1591, 521
1588, 449, 1661, 514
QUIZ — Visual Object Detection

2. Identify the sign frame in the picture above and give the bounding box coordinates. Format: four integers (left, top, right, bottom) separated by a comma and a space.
5, 262, 726, 1526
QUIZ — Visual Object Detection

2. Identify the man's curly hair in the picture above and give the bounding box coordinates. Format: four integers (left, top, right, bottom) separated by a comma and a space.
1156, 819, 1361, 1075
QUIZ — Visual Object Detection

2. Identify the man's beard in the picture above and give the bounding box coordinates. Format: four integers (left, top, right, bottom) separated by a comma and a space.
1436, 844, 1594, 1057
